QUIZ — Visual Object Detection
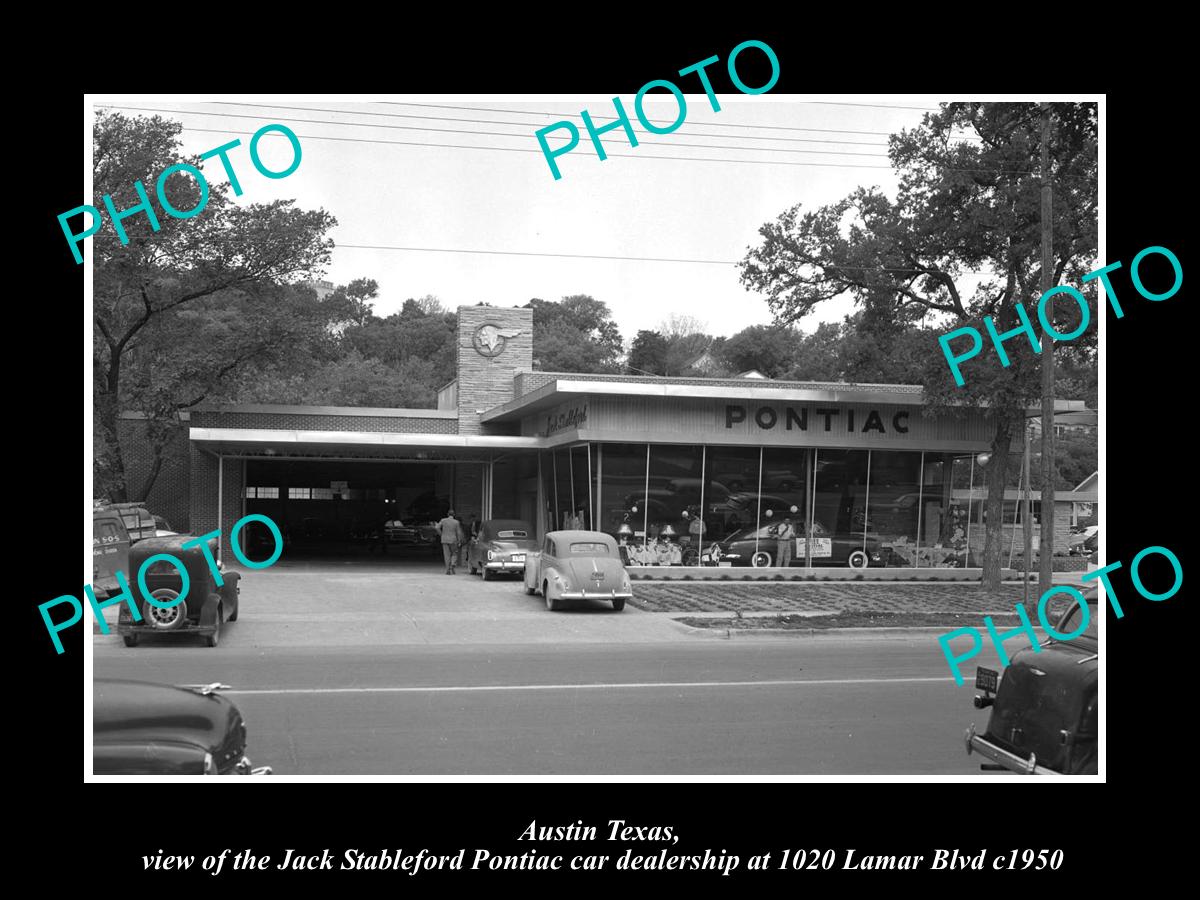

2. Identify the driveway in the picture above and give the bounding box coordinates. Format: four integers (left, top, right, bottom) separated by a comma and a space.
93, 559, 690, 649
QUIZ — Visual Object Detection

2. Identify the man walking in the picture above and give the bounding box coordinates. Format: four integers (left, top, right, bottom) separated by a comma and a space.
436, 509, 465, 575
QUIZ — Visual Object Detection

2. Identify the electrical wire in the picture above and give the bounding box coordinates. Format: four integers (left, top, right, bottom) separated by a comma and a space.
97, 105, 891, 158
208, 101, 893, 147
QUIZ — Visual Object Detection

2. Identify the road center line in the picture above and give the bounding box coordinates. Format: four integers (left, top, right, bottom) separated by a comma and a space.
226, 676, 955, 695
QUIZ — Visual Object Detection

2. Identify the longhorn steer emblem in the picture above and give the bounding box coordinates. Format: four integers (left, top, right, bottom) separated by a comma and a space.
473, 324, 522, 357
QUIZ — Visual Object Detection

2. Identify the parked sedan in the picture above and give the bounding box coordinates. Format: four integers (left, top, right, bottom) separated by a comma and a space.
468, 519, 537, 580
711, 521, 891, 568
523, 530, 632, 611
93, 679, 271, 775
116, 534, 240, 647
965, 585, 1098, 775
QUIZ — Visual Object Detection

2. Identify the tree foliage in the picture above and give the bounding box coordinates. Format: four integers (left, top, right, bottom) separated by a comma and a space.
738, 102, 1098, 587
527, 295, 624, 372
92, 111, 337, 501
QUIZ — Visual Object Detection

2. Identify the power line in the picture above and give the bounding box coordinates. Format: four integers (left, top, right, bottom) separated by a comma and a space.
209, 101, 892, 147
122, 119, 1048, 176
98, 105, 891, 159
335, 242, 996, 275
168, 125, 899, 170
378, 101, 905, 137
802, 100, 939, 111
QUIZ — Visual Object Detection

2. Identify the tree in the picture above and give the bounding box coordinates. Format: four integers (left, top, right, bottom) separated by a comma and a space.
527, 295, 624, 372
658, 314, 713, 376
92, 112, 337, 501
739, 102, 1097, 590
627, 330, 669, 375
719, 325, 800, 378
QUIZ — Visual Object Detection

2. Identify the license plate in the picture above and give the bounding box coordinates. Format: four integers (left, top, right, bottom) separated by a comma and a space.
511, 554, 525, 563
975, 666, 999, 692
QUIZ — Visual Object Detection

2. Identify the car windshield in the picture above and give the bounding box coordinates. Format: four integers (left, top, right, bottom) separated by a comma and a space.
569, 542, 611, 555
497, 530, 528, 539
1056, 602, 1099, 642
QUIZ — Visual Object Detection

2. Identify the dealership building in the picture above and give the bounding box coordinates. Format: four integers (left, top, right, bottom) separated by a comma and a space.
120, 305, 1095, 573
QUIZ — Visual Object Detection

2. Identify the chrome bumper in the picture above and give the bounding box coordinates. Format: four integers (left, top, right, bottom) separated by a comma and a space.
964, 723, 1056, 776
234, 755, 272, 776
485, 561, 525, 570
559, 590, 633, 600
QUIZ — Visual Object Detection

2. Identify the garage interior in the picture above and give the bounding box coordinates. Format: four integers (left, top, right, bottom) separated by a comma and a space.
243, 458, 471, 561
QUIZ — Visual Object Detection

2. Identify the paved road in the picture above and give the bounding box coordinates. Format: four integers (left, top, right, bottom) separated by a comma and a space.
94, 638, 1002, 775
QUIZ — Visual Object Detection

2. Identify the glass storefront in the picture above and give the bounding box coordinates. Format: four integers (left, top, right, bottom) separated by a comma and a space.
555, 441, 986, 569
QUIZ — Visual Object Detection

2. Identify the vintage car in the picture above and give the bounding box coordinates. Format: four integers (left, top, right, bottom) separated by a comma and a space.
965, 585, 1098, 775
94, 679, 270, 775
467, 519, 537, 580
382, 518, 440, 555
523, 530, 633, 611
710, 520, 891, 568
116, 534, 240, 648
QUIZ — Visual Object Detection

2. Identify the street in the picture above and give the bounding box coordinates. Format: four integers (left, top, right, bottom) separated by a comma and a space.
94, 572, 1004, 774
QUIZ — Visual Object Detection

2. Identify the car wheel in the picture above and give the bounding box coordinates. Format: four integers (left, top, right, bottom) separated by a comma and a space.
545, 582, 561, 611
847, 549, 870, 569
482, 568, 493, 581
122, 634, 139, 648
143, 589, 187, 630
751, 551, 773, 567
612, 597, 626, 612
205, 603, 222, 648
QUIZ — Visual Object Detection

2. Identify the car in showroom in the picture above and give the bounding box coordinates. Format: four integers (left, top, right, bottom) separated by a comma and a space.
523, 530, 633, 611
116, 533, 240, 648
94, 679, 271, 775
709, 519, 892, 568
467, 519, 537, 580
964, 584, 1098, 775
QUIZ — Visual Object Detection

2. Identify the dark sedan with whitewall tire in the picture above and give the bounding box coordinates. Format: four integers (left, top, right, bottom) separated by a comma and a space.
467, 519, 537, 580
709, 523, 891, 569
94, 680, 271, 775
523, 530, 633, 611
116, 534, 239, 648
965, 585, 1098, 775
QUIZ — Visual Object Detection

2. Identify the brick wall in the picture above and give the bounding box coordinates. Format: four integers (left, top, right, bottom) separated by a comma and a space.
191, 410, 456, 434
456, 306, 533, 435
117, 417, 191, 531
189, 444, 245, 557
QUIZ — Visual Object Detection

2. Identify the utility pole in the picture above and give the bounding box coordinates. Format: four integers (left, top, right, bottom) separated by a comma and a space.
1038, 102, 1056, 593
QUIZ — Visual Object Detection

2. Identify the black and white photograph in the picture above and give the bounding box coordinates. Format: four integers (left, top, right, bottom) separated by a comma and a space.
71, 86, 1116, 782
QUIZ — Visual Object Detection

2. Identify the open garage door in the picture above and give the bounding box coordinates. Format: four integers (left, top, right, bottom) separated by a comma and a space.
243, 459, 479, 562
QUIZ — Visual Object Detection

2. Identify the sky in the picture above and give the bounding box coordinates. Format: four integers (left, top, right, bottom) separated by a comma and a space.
93, 95, 946, 341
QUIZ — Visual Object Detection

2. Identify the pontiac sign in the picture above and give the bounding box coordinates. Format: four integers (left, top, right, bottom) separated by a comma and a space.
726, 404, 910, 434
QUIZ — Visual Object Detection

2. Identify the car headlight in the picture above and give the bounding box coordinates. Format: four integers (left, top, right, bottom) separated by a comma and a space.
487, 550, 496, 560
203, 752, 217, 775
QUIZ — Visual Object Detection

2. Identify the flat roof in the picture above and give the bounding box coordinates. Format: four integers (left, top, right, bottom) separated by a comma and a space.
190, 428, 542, 457
482, 376, 929, 423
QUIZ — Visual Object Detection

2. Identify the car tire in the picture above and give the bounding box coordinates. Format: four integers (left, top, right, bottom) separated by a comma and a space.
482, 568, 493, 581
751, 551, 773, 567
545, 582, 561, 611
205, 602, 222, 648
122, 634, 139, 648
847, 549, 870, 569
612, 597, 626, 612
143, 589, 187, 630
